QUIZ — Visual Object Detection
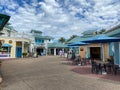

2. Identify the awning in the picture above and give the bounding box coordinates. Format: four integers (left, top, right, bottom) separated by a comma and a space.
2, 43, 12, 47
67, 42, 88, 46
0, 13, 10, 30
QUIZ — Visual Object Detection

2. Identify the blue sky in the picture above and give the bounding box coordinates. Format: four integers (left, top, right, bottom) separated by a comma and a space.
0, 0, 120, 40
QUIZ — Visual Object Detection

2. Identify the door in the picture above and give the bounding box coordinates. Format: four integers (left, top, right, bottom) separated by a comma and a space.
16, 47, 22, 58
37, 48, 43, 55
90, 47, 101, 60
51, 49, 54, 55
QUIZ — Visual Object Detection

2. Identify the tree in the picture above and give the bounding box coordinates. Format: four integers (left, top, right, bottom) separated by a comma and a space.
58, 37, 66, 43
99, 29, 106, 34
67, 35, 78, 42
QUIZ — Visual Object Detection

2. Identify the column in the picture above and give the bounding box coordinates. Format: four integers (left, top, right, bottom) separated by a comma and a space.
22, 41, 25, 53
114, 42, 119, 65
54, 48, 56, 56
44, 40, 48, 56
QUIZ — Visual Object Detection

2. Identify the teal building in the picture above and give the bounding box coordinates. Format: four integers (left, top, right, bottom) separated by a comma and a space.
48, 42, 68, 55
105, 24, 120, 65
31, 30, 53, 55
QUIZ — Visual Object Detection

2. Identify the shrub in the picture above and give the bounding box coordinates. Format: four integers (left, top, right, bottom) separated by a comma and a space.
22, 52, 27, 57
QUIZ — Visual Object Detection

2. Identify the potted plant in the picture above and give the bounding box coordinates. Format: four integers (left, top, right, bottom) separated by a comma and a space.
22, 52, 27, 58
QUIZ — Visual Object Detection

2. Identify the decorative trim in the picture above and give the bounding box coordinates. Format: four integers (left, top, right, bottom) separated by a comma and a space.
80, 47, 84, 51
9, 40, 12, 44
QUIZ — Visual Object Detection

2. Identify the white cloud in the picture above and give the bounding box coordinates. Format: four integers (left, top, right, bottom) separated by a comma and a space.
1, 0, 120, 40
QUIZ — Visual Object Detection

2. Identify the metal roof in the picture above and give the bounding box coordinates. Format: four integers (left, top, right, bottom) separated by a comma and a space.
31, 30, 42, 33
48, 43, 68, 48
105, 24, 120, 37
0, 13, 10, 31
35, 36, 54, 39
67, 36, 92, 44
82, 30, 97, 35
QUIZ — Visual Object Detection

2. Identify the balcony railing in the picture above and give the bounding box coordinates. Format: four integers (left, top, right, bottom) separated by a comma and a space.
35, 43, 45, 47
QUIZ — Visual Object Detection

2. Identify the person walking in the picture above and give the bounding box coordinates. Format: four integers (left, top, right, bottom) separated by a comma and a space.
59, 50, 62, 57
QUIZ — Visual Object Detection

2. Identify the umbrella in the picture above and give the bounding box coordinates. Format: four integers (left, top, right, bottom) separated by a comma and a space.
82, 34, 120, 61
2, 43, 12, 47
2, 43, 12, 56
68, 42, 88, 46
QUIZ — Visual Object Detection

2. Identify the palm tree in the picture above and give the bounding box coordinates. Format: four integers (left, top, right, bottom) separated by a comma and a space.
99, 29, 106, 34
58, 37, 66, 43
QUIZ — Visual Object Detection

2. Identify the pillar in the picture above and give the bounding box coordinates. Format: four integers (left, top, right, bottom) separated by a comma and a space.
114, 42, 119, 65
22, 41, 25, 53
54, 48, 56, 56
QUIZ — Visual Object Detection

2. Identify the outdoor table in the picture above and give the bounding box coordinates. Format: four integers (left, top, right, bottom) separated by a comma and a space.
95, 60, 108, 74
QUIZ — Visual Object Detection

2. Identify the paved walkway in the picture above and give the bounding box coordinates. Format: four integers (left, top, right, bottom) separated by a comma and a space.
1, 56, 120, 90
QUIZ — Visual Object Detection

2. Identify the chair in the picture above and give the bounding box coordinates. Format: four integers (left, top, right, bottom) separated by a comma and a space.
106, 62, 114, 73
91, 60, 97, 73
98, 63, 107, 74
113, 65, 120, 75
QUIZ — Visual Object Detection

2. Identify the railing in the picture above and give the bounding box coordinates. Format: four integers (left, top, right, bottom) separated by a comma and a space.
35, 43, 45, 47
0, 54, 10, 59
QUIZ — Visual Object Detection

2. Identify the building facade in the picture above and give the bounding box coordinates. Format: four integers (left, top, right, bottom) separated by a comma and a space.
30, 30, 53, 55
105, 24, 120, 65
48, 43, 68, 56
0, 24, 33, 58
67, 30, 109, 60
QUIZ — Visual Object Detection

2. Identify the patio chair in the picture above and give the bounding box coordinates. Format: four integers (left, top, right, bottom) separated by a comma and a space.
70, 56, 80, 65
91, 60, 97, 73
98, 63, 107, 74
113, 65, 120, 75
81, 58, 87, 66
106, 61, 114, 73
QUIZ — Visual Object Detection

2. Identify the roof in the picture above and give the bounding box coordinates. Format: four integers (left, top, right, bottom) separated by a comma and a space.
35, 36, 54, 39
67, 36, 92, 44
82, 30, 97, 35
67, 36, 81, 44
105, 24, 120, 34
0, 13, 10, 30
48, 43, 68, 48
5, 25, 17, 32
82, 34, 120, 43
31, 30, 42, 33
105, 24, 120, 37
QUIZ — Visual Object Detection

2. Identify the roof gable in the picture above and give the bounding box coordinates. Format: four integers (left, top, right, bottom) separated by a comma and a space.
31, 30, 42, 33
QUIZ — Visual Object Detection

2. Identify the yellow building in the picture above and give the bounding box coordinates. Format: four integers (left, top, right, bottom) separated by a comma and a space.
0, 25, 33, 59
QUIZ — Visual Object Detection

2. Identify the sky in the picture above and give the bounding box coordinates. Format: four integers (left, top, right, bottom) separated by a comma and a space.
0, 0, 120, 40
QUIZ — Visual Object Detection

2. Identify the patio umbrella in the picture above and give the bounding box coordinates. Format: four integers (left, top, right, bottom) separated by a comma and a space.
68, 42, 88, 46
82, 34, 120, 61
2, 43, 12, 47
2, 43, 12, 56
